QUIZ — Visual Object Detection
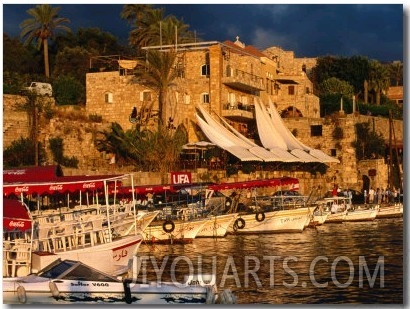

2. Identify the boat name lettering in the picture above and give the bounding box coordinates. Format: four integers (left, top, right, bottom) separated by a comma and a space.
71, 281, 89, 286
280, 216, 303, 223
113, 249, 128, 261
49, 184, 63, 190
14, 186, 29, 193
83, 182, 96, 189
9, 221, 25, 228
92, 282, 109, 287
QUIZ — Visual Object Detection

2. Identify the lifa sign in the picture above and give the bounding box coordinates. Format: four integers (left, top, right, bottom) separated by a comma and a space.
171, 172, 192, 184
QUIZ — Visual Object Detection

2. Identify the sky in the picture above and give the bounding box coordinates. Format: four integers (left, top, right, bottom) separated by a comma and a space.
1, 2, 406, 63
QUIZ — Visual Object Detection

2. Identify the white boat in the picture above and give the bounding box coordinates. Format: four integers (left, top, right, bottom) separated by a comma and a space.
3, 258, 236, 304
229, 207, 314, 234
3, 198, 144, 278
344, 206, 379, 222
376, 203, 403, 219
110, 209, 160, 236
196, 213, 238, 237
318, 196, 378, 223
143, 217, 210, 243
308, 209, 330, 227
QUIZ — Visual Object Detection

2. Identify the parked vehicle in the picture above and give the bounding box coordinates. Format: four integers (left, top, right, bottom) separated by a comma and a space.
23, 82, 53, 97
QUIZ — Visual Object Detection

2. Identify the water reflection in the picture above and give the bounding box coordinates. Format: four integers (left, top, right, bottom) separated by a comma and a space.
137, 218, 403, 304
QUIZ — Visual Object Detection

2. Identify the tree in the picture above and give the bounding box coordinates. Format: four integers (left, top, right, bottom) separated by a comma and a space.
121, 4, 198, 51
136, 49, 179, 128
318, 77, 354, 98
20, 4, 71, 78
14, 92, 46, 166
351, 122, 385, 160
367, 60, 390, 106
388, 61, 403, 86
95, 122, 188, 176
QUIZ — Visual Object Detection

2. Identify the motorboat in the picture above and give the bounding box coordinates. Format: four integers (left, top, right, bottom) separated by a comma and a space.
3, 258, 236, 304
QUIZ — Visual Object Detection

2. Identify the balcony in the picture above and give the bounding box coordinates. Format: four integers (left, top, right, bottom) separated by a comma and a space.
221, 102, 255, 122
222, 69, 265, 93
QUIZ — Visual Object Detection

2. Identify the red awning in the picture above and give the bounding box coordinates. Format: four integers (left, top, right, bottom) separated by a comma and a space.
3, 174, 126, 197
208, 177, 299, 191
3, 198, 32, 231
3, 165, 63, 183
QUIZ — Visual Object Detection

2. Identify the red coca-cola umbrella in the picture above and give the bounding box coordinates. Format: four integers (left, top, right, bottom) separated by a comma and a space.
3, 198, 32, 231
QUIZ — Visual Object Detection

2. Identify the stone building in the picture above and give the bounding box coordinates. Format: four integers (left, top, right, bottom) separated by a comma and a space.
3, 38, 403, 194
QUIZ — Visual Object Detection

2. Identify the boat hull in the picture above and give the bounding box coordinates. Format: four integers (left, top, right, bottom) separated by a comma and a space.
31, 235, 142, 276
196, 214, 238, 237
344, 208, 378, 222
143, 218, 209, 244
229, 207, 313, 234
3, 279, 217, 304
376, 204, 403, 219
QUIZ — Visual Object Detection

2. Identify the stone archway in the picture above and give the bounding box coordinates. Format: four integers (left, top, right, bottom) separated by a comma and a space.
281, 106, 303, 118
362, 175, 370, 193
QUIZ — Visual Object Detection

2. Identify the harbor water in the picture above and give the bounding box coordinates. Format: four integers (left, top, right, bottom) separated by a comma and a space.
136, 218, 403, 304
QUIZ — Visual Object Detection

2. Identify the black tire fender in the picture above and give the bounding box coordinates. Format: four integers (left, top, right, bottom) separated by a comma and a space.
255, 211, 265, 222
163, 220, 175, 233
234, 217, 245, 230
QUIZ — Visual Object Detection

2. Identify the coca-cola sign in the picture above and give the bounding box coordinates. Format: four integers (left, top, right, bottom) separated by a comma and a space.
14, 186, 29, 193
8, 220, 25, 228
49, 184, 63, 191
83, 182, 96, 189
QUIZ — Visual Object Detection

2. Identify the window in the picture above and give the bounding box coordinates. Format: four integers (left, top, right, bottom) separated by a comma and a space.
330, 149, 337, 157
140, 91, 152, 102
306, 87, 310, 94
202, 93, 210, 104
104, 92, 113, 103
311, 125, 323, 137
288, 85, 295, 95
201, 64, 210, 76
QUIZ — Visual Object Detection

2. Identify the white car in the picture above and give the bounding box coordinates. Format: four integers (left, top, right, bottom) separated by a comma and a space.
23, 82, 53, 96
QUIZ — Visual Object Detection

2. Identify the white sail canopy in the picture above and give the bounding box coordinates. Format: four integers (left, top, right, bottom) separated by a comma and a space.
195, 101, 339, 164
267, 99, 339, 163
196, 105, 288, 162
195, 114, 262, 161
255, 101, 321, 162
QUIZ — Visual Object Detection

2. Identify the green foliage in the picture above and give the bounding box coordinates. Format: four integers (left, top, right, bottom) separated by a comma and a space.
49, 137, 64, 163
319, 77, 354, 98
61, 156, 79, 168
49, 137, 78, 167
53, 74, 85, 105
3, 138, 35, 167
95, 122, 188, 173
43, 101, 55, 120
311, 55, 369, 97
3, 72, 27, 95
351, 122, 386, 160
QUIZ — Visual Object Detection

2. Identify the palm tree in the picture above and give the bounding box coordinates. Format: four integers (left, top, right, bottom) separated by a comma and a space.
136, 49, 179, 128
367, 60, 390, 105
20, 4, 71, 78
388, 61, 403, 86
121, 4, 197, 50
